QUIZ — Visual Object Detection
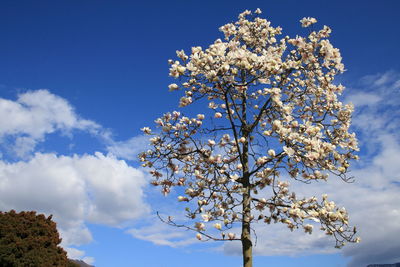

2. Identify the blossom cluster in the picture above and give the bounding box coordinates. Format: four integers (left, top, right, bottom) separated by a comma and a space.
139, 9, 359, 245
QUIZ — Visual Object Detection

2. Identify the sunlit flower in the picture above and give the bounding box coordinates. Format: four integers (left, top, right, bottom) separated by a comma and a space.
168, 83, 179, 91
268, 149, 276, 157
196, 233, 202, 240
214, 223, 222, 230
195, 222, 205, 231
140, 127, 151, 134
179, 96, 192, 107
178, 196, 189, 202
283, 146, 295, 157
303, 224, 313, 234
300, 17, 317, 27
215, 112, 223, 118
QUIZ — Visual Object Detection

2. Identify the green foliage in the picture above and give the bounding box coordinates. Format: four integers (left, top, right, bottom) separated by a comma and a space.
0, 210, 79, 267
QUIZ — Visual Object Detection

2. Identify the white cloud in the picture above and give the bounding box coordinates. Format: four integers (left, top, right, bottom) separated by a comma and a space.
65, 247, 85, 260
106, 135, 150, 161
0, 152, 149, 260
13, 136, 38, 158
346, 92, 381, 108
223, 224, 336, 256
0, 89, 153, 262
126, 190, 202, 248
127, 215, 198, 248
82, 256, 95, 265
341, 135, 400, 267
64, 248, 95, 265
0, 89, 102, 157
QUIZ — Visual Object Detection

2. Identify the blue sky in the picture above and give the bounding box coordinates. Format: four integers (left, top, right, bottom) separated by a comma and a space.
0, 1, 399, 266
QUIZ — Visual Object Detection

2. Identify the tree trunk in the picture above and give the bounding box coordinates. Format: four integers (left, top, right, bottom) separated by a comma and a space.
242, 186, 253, 267
241, 89, 252, 267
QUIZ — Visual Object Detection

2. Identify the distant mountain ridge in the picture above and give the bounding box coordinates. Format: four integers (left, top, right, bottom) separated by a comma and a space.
367, 263, 400, 267
70, 259, 94, 267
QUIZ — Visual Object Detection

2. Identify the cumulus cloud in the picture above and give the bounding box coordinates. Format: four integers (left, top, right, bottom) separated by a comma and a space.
127, 214, 198, 248
0, 89, 154, 262
0, 152, 149, 224
106, 135, 150, 161
0, 89, 103, 158
223, 224, 336, 256
65, 248, 95, 265
0, 152, 149, 247
126, 186, 202, 248
348, 70, 400, 141
340, 71, 400, 266
346, 92, 381, 108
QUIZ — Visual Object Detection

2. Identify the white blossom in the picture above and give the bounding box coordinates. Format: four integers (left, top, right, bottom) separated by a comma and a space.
196, 233, 202, 240
214, 223, 222, 230
303, 224, 313, 234
178, 196, 189, 202
179, 96, 192, 107
300, 17, 317, 28
268, 149, 276, 157
140, 127, 151, 134
168, 83, 179, 91
283, 146, 295, 157
228, 233, 236, 240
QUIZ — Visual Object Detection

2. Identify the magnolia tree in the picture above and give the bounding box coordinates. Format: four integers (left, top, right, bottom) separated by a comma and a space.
139, 9, 360, 267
